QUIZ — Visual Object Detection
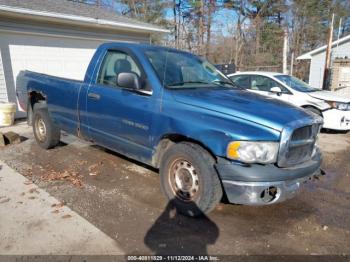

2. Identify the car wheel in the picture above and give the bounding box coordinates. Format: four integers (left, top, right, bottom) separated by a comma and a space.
159, 142, 223, 217
33, 105, 60, 149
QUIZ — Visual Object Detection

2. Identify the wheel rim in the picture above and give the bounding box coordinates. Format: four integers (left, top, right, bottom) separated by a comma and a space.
169, 158, 200, 201
35, 117, 47, 142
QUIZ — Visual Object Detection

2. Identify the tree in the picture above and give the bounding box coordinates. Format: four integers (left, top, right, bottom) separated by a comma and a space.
76, 0, 350, 75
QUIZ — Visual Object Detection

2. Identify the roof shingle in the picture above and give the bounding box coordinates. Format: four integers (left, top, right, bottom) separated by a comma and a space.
0, 0, 167, 32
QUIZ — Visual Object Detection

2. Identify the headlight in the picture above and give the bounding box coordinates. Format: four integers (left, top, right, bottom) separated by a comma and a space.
227, 141, 279, 164
326, 101, 350, 111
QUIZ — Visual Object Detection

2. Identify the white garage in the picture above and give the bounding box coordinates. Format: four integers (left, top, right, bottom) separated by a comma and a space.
0, 0, 168, 117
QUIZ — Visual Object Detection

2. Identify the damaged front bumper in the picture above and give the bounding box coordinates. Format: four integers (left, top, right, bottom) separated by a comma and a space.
215, 149, 323, 205
322, 108, 350, 130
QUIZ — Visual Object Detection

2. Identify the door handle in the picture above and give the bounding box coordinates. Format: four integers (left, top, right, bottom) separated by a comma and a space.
88, 92, 100, 100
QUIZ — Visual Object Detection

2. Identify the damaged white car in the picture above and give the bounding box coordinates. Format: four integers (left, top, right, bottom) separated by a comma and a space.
229, 72, 350, 131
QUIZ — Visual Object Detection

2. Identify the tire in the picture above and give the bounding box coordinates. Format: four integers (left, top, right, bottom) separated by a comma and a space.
33, 104, 60, 149
159, 142, 223, 217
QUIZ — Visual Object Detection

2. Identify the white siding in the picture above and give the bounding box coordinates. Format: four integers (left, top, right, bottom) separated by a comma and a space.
0, 50, 8, 102
308, 40, 350, 89
309, 52, 325, 89
332, 40, 350, 59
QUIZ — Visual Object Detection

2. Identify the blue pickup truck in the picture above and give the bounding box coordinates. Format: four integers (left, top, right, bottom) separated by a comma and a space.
17, 43, 323, 216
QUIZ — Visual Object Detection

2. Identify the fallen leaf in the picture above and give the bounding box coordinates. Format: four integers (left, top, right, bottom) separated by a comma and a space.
28, 188, 39, 194
24, 181, 33, 185
62, 214, 72, 219
0, 198, 10, 204
24, 168, 33, 177
72, 179, 82, 187
51, 202, 64, 208
28, 196, 36, 200
77, 160, 88, 165
61, 171, 70, 178
40, 170, 83, 187
88, 164, 99, 172
51, 209, 59, 214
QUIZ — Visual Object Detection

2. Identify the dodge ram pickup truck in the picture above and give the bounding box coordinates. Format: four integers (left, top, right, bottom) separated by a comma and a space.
17, 43, 323, 217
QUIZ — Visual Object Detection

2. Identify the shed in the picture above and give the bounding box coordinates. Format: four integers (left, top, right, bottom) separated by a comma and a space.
297, 34, 350, 90
0, 0, 168, 117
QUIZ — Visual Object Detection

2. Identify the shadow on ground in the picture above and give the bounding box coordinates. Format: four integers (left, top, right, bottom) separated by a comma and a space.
144, 199, 219, 255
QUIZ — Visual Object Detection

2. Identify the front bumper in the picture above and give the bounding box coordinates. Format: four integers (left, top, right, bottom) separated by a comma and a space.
215, 149, 322, 205
322, 108, 350, 130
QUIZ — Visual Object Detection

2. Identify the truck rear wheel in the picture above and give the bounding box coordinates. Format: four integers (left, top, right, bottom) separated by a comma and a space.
33, 105, 60, 149
159, 142, 223, 217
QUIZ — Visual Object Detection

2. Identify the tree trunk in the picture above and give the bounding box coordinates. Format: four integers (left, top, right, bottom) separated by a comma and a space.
197, 0, 205, 56
173, 0, 178, 48
205, 0, 214, 58
255, 16, 261, 60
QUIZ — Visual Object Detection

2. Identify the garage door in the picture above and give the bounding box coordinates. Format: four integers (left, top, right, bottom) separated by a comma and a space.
0, 32, 107, 115
0, 32, 103, 83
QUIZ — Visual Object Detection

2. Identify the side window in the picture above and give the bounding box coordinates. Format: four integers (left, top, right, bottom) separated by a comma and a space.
230, 75, 250, 89
250, 75, 284, 92
274, 82, 290, 93
97, 51, 141, 87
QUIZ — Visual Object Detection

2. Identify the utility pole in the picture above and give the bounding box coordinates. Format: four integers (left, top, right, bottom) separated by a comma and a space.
282, 28, 288, 74
290, 51, 294, 76
322, 13, 334, 90
336, 17, 342, 57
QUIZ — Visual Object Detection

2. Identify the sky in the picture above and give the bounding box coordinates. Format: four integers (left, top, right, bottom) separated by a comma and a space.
83, 0, 240, 36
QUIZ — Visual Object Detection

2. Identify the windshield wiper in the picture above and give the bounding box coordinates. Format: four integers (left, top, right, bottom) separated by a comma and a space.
212, 80, 237, 87
167, 81, 211, 87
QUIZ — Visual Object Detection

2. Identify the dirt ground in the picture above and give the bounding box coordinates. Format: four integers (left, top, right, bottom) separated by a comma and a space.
0, 121, 349, 256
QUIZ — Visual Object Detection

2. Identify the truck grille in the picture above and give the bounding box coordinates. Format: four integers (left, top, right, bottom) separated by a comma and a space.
278, 121, 322, 168
285, 125, 316, 166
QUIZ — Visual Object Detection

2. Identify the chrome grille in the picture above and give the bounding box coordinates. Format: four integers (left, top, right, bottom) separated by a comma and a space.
278, 117, 323, 168
291, 125, 313, 141
285, 125, 316, 166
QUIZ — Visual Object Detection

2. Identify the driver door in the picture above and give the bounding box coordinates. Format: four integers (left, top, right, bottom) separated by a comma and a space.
85, 49, 158, 160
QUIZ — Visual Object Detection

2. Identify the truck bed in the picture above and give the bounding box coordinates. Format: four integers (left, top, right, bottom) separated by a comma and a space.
16, 70, 84, 134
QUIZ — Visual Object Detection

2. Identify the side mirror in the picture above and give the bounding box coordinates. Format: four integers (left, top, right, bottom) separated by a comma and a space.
117, 72, 141, 90
270, 86, 282, 96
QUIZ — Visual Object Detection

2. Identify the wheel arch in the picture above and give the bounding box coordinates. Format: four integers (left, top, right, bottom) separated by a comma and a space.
301, 104, 323, 116
301, 104, 320, 110
27, 91, 47, 125
152, 133, 218, 168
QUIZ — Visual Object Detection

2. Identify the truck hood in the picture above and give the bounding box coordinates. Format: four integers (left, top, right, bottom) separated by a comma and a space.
171, 88, 313, 132
308, 90, 350, 103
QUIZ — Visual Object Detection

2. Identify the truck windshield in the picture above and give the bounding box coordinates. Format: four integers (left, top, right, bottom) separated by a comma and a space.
275, 75, 318, 93
144, 49, 236, 89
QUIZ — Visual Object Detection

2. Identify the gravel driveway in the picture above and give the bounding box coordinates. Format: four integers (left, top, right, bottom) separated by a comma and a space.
0, 122, 349, 256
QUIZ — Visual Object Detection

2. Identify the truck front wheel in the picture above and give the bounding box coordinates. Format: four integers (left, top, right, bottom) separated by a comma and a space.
159, 142, 223, 217
33, 105, 60, 149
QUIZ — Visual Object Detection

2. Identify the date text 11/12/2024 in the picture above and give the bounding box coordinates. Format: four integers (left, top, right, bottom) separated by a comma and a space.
127, 255, 220, 261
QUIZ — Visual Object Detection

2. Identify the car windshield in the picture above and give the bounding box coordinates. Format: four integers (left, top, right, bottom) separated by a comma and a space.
144, 49, 236, 89
275, 75, 318, 92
